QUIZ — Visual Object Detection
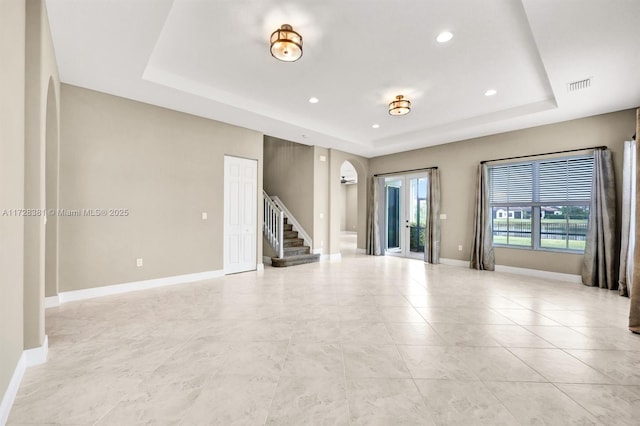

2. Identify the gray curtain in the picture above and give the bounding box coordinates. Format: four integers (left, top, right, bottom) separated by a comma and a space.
581, 149, 618, 289
424, 169, 441, 263
366, 176, 382, 255
629, 109, 640, 332
618, 140, 636, 296
470, 164, 495, 270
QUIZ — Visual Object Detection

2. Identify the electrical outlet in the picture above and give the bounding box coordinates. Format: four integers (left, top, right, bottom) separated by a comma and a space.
136, 258, 143, 267
458, 245, 463, 251
201, 212, 208, 220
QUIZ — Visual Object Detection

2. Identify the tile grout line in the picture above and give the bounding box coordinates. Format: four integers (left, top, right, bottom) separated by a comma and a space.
547, 381, 605, 424
262, 320, 295, 425
394, 341, 438, 425
339, 342, 353, 426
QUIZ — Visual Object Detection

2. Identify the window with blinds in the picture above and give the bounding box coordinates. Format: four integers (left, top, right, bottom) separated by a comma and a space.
489, 155, 593, 252
490, 163, 533, 203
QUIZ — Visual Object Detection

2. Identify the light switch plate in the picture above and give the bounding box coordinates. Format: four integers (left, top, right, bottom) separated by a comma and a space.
440, 213, 447, 220
202, 212, 208, 220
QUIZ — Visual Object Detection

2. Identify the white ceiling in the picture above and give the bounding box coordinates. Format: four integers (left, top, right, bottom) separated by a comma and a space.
46, 0, 640, 158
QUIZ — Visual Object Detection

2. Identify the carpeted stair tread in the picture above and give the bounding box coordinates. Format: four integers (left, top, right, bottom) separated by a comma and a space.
271, 253, 321, 267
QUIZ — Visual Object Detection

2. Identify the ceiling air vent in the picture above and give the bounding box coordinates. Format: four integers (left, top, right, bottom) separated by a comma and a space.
567, 78, 591, 92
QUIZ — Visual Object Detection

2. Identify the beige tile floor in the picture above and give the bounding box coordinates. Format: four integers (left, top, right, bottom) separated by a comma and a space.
8, 234, 640, 425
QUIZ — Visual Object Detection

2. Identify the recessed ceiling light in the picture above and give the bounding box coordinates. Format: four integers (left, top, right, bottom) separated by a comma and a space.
484, 89, 497, 97
372, 124, 380, 129
436, 31, 453, 43
308, 97, 319, 104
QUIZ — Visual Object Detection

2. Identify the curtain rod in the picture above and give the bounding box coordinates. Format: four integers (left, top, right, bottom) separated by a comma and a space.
374, 166, 438, 177
480, 145, 607, 164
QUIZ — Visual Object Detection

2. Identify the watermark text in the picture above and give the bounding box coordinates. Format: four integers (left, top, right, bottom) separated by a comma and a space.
2, 208, 130, 217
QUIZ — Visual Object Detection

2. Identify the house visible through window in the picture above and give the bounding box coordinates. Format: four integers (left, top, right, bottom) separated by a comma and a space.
489, 155, 593, 252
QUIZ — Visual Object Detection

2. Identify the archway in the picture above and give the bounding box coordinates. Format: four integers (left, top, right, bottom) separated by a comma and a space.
45, 77, 59, 299
339, 160, 359, 255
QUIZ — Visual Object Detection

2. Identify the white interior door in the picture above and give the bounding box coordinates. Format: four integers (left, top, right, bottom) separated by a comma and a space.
224, 156, 257, 274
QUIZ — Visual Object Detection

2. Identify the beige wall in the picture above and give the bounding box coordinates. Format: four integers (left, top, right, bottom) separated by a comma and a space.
345, 184, 358, 232
23, 0, 60, 350
313, 147, 330, 252
263, 136, 315, 239
59, 84, 263, 291
340, 184, 358, 232
0, 0, 26, 406
340, 185, 347, 231
369, 110, 636, 274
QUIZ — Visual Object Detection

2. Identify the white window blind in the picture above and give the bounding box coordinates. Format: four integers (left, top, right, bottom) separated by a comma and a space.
539, 157, 593, 202
489, 163, 533, 203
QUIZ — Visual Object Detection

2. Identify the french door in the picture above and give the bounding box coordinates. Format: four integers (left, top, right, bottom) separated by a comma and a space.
384, 173, 428, 259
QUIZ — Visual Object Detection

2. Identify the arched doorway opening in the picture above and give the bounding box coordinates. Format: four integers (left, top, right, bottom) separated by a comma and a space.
339, 160, 358, 255
45, 78, 59, 299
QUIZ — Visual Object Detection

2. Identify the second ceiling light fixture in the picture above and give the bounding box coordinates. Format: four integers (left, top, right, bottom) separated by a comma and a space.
270, 24, 303, 62
269, 24, 412, 116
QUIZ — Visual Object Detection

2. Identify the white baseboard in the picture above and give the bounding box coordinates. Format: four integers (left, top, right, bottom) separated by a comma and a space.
24, 335, 48, 367
44, 296, 59, 308
256, 263, 264, 271
321, 253, 342, 261
440, 258, 469, 267
0, 335, 49, 425
439, 257, 581, 283
53, 270, 224, 305
313, 248, 323, 255
0, 353, 25, 426
495, 264, 582, 283
262, 256, 272, 265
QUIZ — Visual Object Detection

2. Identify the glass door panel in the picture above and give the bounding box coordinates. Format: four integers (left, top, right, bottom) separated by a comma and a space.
385, 179, 403, 255
407, 175, 428, 259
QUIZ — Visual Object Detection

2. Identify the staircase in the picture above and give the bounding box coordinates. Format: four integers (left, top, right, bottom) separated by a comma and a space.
271, 218, 320, 267
263, 191, 320, 268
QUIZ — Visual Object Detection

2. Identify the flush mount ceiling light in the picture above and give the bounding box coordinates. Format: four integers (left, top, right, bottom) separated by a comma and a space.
484, 89, 497, 96
388, 95, 411, 116
372, 124, 380, 129
308, 97, 319, 104
270, 24, 303, 62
